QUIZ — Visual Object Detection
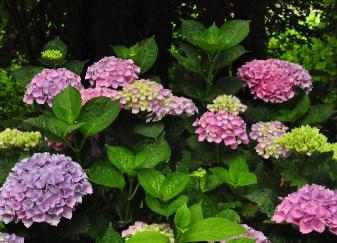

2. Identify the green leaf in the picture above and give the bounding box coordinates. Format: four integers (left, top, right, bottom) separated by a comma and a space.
87, 161, 125, 189
160, 172, 190, 202
96, 223, 124, 243
228, 157, 257, 187
228, 238, 255, 243
276, 93, 310, 122
178, 218, 247, 243
112, 45, 130, 59
170, 44, 201, 73
130, 37, 158, 74
165, 195, 189, 218
189, 202, 203, 226
78, 97, 120, 137
13, 65, 43, 87
137, 169, 165, 198
244, 189, 275, 217
23, 112, 82, 141
145, 194, 166, 216
216, 209, 241, 223
204, 167, 230, 192
210, 77, 244, 99
133, 138, 171, 169
213, 45, 247, 70
106, 145, 135, 175
44, 37, 68, 56
52, 86, 82, 124
219, 20, 250, 50
126, 231, 169, 243
174, 203, 191, 232
181, 19, 205, 45
300, 104, 335, 125
65, 60, 88, 74
134, 123, 164, 139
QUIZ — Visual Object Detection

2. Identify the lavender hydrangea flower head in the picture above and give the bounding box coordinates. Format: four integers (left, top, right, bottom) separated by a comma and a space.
237, 59, 312, 103
0, 153, 92, 228
117, 79, 173, 121
210, 224, 270, 243
80, 87, 119, 105
272, 184, 337, 234
249, 121, 289, 159
168, 96, 198, 117
23, 68, 83, 107
207, 95, 247, 114
0, 232, 24, 243
85, 56, 140, 89
121, 221, 175, 243
193, 111, 249, 149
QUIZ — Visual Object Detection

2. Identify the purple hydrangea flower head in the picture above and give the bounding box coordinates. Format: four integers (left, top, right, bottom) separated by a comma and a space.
250, 121, 289, 159
193, 111, 249, 149
80, 87, 119, 105
0, 232, 24, 243
85, 56, 140, 89
211, 224, 270, 243
168, 96, 198, 117
122, 221, 175, 243
272, 184, 337, 234
23, 68, 83, 107
237, 59, 312, 103
0, 153, 92, 228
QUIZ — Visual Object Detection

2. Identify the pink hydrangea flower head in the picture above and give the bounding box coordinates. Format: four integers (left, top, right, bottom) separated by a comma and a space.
23, 68, 83, 107
250, 121, 289, 159
211, 224, 270, 243
80, 87, 119, 105
85, 56, 140, 89
0, 232, 24, 243
272, 184, 336, 234
237, 59, 312, 103
0, 153, 93, 228
193, 111, 249, 149
117, 79, 173, 121
121, 221, 175, 243
169, 96, 198, 117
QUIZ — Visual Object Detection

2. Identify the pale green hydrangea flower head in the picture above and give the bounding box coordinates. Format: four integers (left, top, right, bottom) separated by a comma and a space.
328, 143, 337, 161
276, 125, 330, 155
41, 49, 63, 60
0, 128, 41, 151
207, 95, 247, 114
191, 168, 207, 178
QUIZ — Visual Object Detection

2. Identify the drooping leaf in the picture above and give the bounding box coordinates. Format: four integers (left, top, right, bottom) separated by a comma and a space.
160, 173, 190, 202
106, 145, 135, 175
52, 86, 82, 124
178, 218, 247, 243
78, 97, 120, 137
87, 161, 125, 189
137, 169, 165, 198
134, 123, 164, 139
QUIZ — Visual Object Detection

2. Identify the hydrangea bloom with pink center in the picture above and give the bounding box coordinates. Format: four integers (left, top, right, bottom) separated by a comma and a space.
0, 153, 92, 228
272, 184, 337, 235
250, 121, 289, 159
168, 96, 198, 117
23, 68, 83, 107
0, 232, 24, 243
85, 56, 140, 89
210, 224, 270, 243
237, 59, 312, 103
193, 111, 249, 149
80, 87, 118, 105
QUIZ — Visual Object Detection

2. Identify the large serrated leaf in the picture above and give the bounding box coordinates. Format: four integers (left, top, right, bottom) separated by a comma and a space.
160, 173, 190, 202
137, 169, 165, 198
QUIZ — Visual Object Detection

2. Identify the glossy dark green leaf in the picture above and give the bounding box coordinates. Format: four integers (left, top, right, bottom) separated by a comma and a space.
134, 123, 164, 139
106, 145, 135, 175
137, 169, 165, 198
160, 173, 190, 202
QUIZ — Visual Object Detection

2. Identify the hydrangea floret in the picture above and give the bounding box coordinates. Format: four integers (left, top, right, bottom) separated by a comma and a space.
85, 56, 140, 89
41, 49, 63, 60
0, 232, 24, 243
0, 153, 93, 227
276, 125, 330, 155
207, 95, 247, 114
168, 96, 198, 117
193, 111, 249, 149
23, 68, 83, 107
121, 221, 175, 243
191, 168, 207, 178
80, 87, 119, 105
272, 184, 337, 235
249, 121, 289, 159
237, 59, 312, 103
211, 224, 270, 243
0, 128, 41, 151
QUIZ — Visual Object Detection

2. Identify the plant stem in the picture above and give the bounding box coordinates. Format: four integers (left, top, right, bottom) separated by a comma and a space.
125, 176, 134, 222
